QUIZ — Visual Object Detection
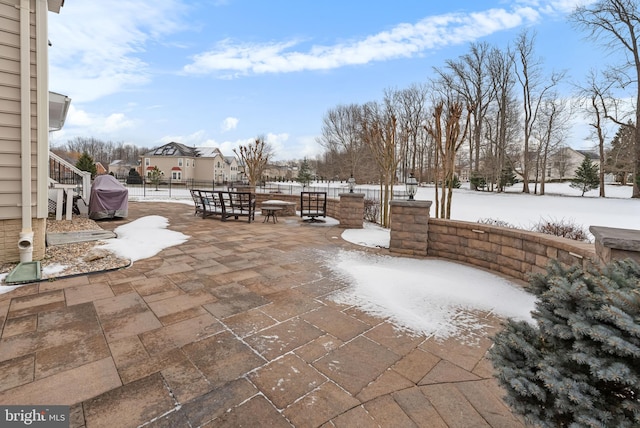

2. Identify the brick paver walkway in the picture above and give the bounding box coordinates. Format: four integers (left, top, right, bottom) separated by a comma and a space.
0, 201, 527, 427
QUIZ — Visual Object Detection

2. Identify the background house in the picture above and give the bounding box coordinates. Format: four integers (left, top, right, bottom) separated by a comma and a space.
547, 147, 599, 181
140, 142, 242, 185
0, 0, 66, 264
108, 160, 138, 180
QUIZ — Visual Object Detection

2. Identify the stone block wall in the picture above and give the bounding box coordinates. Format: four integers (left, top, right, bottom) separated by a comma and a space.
427, 218, 596, 281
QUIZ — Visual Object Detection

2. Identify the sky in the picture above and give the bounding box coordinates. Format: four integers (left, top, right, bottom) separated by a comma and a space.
46, 0, 611, 161
2, 182, 636, 341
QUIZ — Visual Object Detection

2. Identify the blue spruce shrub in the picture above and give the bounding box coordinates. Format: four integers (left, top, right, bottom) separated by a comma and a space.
489, 259, 640, 427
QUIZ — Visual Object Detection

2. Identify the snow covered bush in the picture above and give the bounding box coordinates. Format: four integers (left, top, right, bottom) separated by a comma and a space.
477, 218, 517, 228
363, 198, 380, 223
476, 217, 590, 242
531, 217, 590, 242
489, 259, 640, 428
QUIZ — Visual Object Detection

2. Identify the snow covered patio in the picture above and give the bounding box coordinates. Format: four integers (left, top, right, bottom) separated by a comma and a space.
0, 201, 528, 427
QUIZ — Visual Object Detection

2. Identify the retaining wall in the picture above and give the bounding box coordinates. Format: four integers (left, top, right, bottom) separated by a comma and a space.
427, 218, 597, 281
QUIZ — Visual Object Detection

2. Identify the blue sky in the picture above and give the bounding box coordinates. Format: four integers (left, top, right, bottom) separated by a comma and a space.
48, 0, 604, 161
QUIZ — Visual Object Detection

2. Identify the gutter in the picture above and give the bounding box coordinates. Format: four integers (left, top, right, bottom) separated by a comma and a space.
19, 0, 33, 262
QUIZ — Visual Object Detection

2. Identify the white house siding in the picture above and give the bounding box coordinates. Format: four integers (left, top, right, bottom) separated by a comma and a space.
547, 148, 598, 181
193, 157, 214, 182
0, 0, 49, 263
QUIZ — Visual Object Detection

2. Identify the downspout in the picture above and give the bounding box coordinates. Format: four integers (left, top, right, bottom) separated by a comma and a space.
18, 0, 33, 262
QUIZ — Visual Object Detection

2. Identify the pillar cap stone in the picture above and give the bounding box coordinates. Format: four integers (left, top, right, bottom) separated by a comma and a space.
390, 200, 432, 208
590, 225, 640, 251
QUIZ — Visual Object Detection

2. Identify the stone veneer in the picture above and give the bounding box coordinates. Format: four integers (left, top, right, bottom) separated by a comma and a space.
389, 200, 432, 257
0, 218, 46, 264
338, 193, 364, 229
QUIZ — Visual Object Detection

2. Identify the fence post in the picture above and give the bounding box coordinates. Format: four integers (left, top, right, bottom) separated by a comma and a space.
389, 200, 432, 256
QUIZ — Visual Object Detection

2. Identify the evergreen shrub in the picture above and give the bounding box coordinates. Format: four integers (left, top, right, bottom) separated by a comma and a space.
445, 174, 461, 189
489, 259, 640, 428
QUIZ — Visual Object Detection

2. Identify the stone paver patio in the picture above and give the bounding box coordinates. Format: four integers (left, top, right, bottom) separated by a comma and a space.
0, 201, 528, 427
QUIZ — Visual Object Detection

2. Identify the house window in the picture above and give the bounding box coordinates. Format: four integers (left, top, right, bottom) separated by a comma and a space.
172, 171, 182, 180
186, 160, 190, 167
145, 158, 150, 166
193, 161, 195, 168
178, 158, 183, 167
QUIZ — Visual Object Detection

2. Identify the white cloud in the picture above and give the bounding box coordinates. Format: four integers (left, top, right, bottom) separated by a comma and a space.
48, 0, 187, 102
103, 113, 135, 133
522, 0, 597, 14
296, 136, 324, 159
183, 6, 546, 76
221, 117, 239, 132
62, 105, 135, 134
158, 130, 211, 146
210, 133, 290, 157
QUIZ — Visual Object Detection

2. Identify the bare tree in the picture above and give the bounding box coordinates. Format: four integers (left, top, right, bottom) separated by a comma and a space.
52, 137, 149, 167
394, 84, 430, 182
513, 30, 565, 193
426, 101, 472, 219
532, 95, 571, 195
571, 0, 640, 197
487, 46, 519, 192
575, 69, 615, 197
361, 94, 406, 227
606, 121, 636, 183
437, 42, 495, 183
317, 104, 366, 178
233, 136, 273, 187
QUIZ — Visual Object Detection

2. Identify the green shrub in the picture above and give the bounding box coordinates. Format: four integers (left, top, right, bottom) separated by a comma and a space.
470, 174, 486, 190
445, 174, 461, 189
489, 259, 640, 428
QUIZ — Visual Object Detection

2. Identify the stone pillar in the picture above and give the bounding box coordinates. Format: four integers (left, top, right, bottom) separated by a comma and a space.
589, 226, 640, 265
338, 193, 365, 229
389, 200, 432, 256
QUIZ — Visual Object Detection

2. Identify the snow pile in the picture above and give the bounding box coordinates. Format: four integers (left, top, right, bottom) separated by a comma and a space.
100, 215, 189, 262
326, 250, 536, 343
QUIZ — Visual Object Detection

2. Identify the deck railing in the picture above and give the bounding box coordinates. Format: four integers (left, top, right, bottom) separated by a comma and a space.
48, 151, 92, 200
